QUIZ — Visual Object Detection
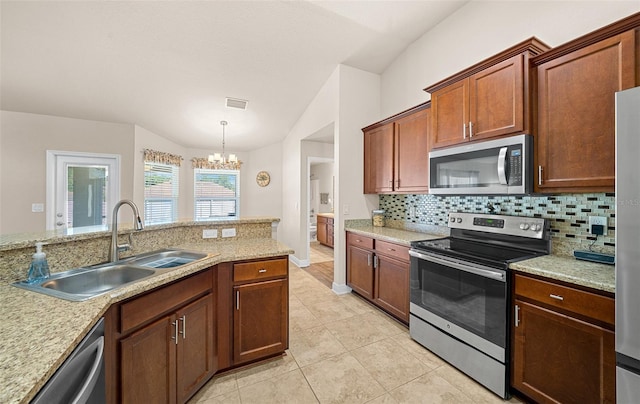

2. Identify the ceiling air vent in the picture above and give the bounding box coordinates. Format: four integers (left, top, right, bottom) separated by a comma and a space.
225, 97, 248, 110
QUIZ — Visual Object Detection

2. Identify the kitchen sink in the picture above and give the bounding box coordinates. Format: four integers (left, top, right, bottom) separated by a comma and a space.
14, 264, 156, 301
123, 249, 208, 269
13, 249, 211, 301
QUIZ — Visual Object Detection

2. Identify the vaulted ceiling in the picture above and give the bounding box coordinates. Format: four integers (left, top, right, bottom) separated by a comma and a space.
1, 1, 468, 151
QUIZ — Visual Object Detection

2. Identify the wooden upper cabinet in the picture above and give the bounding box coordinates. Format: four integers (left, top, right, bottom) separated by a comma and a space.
426, 38, 549, 149
534, 16, 640, 192
395, 107, 430, 193
469, 55, 524, 141
363, 103, 430, 194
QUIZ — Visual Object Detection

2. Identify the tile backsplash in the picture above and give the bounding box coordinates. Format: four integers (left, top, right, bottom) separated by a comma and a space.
379, 193, 615, 254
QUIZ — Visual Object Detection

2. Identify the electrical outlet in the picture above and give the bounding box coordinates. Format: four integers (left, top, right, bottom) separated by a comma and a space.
343, 204, 350, 215
588, 216, 608, 235
222, 228, 236, 238
202, 229, 217, 239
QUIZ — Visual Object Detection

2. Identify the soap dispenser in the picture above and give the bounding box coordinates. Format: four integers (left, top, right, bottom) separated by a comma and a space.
26, 242, 50, 284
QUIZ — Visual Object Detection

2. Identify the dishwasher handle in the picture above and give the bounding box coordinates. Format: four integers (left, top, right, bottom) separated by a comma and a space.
71, 336, 105, 404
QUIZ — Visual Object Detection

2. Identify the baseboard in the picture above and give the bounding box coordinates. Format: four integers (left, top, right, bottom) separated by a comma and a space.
332, 283, 352, 295
289, 255, 309, 268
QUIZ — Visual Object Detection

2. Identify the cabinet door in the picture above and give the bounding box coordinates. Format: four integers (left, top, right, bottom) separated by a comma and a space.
121, 316, 177, 404
327, 224, 334, 247
233, 279, 288, 364
536, 31, 636, 192
346, 244, 374, 300
364, 123, 394, 193
374, 254, 409, 323
317, 220, 328, 245
469, 54, 524, 141
176, 295, 216, 404
431, 79, 468, 148
395, 108, 430, 193
512, 300, 615, 403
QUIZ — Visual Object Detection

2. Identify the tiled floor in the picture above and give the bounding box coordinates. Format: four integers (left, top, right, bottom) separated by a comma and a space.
188, 262, 526, 404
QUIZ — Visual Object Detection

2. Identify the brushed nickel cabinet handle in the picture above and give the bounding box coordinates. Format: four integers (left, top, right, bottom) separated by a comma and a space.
373, 255, 378, 269
179, 315, 186, 339
538, 166, 543, 186
236, 290, 240, 310
258, 269, 267, 273
469, 121, 474, 138
172, 320, 178, 345
463, 123, 467, 139
367, 254, 371, 267
550, 294, 564, 301
515, 305, 520, 327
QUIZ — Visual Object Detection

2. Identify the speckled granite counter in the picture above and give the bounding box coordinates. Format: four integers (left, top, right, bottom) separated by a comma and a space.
345, 221, 615, 294
0, 238, 293, 404
344, 223, 446, 246
510, 254, 615, 294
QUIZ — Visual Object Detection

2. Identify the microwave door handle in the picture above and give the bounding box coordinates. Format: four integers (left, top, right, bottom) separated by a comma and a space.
497, 147, 508, 185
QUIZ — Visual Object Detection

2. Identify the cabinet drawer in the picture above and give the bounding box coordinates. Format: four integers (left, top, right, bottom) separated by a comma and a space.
317, 216, 327, 225
375, 240, 410, 262
120, 269, 212, 334
347, 232, 374, 249
514, 274, 614, 325
234, 258, 288, 282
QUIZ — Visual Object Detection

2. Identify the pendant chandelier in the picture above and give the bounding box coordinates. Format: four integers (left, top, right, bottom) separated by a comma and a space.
207, 120, 240, 170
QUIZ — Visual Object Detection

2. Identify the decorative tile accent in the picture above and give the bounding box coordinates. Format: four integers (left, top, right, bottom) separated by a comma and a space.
379, 193, 615, 254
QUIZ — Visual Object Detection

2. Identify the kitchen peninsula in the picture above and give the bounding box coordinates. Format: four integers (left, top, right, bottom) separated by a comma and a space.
0, 217, 293, 404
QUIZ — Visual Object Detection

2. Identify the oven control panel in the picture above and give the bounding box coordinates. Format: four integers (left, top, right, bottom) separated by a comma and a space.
448, 212, 547, 239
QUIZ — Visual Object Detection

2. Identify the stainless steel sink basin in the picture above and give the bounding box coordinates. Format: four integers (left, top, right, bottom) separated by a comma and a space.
13, 248, 210, 301
14, 264, 156, 301
123, 249, 208, 269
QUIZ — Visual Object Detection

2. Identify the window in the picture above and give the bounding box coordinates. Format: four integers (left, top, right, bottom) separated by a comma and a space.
144, 162, 179, 224
194, 169, 240, 220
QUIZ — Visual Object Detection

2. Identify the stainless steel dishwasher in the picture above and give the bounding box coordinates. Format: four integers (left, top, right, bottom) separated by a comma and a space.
31, 318, 105, 404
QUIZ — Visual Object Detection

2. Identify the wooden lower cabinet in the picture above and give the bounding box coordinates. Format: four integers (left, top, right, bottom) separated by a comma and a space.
511, 274, 615, 403
234, 279, 288, 364
317, 215, 334, 248
109, 269, 216, 404
346, 232, 409, 323
229, 257, 289, 367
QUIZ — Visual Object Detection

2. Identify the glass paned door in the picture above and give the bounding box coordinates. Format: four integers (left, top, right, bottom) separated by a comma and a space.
47, 151, 120, 232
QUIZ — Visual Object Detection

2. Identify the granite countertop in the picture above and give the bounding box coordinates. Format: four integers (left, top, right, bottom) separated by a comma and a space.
510, 254, 615, 294
316, 212, 334, 218
344, 223, 445, 246
344, 222, 615, 294
0, 238, 293, 404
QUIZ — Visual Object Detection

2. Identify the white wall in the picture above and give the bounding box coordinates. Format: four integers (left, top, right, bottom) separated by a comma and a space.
310, 162, 334, 214
381, 1, 640, 116
0, 110, 134, 234
281, 68, 339, 267
241, 142, 283, 220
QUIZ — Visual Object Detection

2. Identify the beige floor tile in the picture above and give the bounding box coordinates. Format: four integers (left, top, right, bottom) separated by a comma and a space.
433, 365, 509, 403
188, 372, 237, 402
288, 325, 347, 367
324, 311, 405, 350
294, 286, 339, 307
305, 298, 361, 323
390, 332, 447, 370
233, 351, 300, 388
365, 393, 399, 404
388, 371, 473, 404
239, 369, 319, 404
192, 389, 241, 404
336, 293, 376, 315
289, 297, 321, 333
351, 338, 430, 390
302, 353, 386, 404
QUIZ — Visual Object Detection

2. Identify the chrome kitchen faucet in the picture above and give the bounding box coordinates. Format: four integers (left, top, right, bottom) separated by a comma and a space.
109, 200, 144, 262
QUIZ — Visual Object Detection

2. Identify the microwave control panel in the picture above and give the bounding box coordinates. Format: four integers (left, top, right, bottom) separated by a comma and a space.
508, 146, 522, 185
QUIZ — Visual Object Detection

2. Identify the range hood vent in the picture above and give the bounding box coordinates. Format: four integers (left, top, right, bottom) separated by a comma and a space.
226, 97, 248, 110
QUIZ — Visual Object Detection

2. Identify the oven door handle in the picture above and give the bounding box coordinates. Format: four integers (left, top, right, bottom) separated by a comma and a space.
497, 146, 508, 185
409, 250, 506, 282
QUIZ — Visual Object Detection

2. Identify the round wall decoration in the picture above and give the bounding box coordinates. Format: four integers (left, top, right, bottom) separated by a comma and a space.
256, 170, 271, 187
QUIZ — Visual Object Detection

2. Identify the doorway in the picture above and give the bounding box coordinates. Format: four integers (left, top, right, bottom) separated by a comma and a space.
46, 150, 120, 232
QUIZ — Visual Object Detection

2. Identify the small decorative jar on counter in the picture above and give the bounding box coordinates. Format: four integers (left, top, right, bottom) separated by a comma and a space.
372, 209, 385, 227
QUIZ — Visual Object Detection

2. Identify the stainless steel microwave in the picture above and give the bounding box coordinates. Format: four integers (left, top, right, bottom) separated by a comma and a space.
429, 134, 533, 195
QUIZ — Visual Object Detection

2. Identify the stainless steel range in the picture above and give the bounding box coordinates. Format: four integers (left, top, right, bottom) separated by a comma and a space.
409, 212, 550, 398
